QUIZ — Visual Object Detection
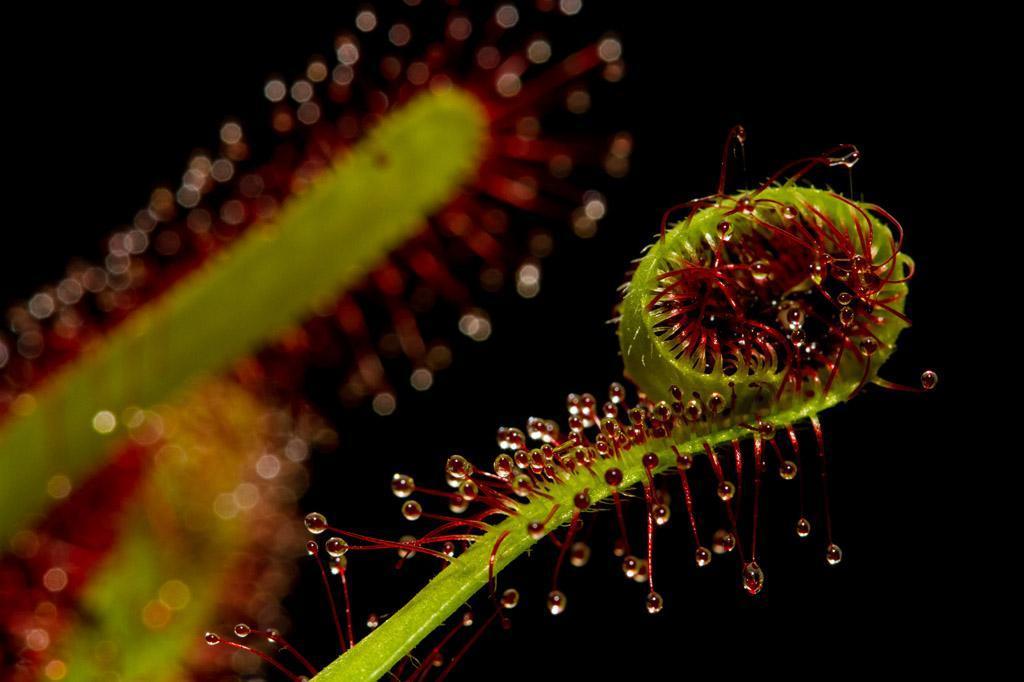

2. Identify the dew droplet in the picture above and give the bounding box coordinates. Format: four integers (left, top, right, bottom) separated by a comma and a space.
920, 370, 938, 391
676, 452, 693, 470
712, 529, 736, 554
628, 405, 646, 426
751, 260, 770, 282
859, 337, 878, 355
695, 546, 712, 567
304, 512, 328, 535
503, 427, 527, 451
707, 392, 725, 416
570, 542, 591, 567
445, 455, 473, 480
608, 382, 625, 404
448, 495, 469, 514
391, 474, 415, 498
573, 490, 591, 509
796, 517, 811, 538
233, 623, 251, 638
513, 450, 530, 470
604, 468, 623, 487
839, 306, 855, 327
527, 521, 545, 540
645, 591, 664, 614
742, 561, 765, 595
716, 481, 735, 501
622, 555, 640, 578
809, 260, 827, 285
493, 454, 515, 479
501, 588, 520, 609
837, 292, 854, 306
546, 590, 567, 615
325, 536, 349, 557
459, 480, 479, 501
717, 220, 732, 242
642, 453, 659, 470
826, 543, 843, 565
779, 460, 797, 480
785, 306, 805, 330
396, 535, 417, 559
204, 632, 220, 645
652, 504, 671, 526
512, 474, 533, 498
402, 500, 423, 521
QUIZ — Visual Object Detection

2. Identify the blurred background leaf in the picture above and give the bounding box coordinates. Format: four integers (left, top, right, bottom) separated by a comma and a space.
0, 89, 486, 545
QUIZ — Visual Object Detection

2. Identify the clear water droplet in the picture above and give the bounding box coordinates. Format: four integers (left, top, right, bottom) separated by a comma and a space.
742, 561, 765, 595
304, 512, 328, 534
325, 536, 349, 557
501, 588, 520, 609
645, 591, 664, 614
391, 474, 415, 498
402, 500, 422, 521
546, 590, 567, 615
717, 481, 735, 501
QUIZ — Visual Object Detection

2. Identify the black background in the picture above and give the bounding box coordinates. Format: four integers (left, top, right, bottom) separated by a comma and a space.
3, 3, 977, 679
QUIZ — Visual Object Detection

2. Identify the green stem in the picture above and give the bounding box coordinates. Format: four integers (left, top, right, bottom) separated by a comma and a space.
0, 88, 487, 545
315, 400, 832, 681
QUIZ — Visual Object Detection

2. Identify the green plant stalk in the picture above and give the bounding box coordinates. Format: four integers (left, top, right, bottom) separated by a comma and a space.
0, 88, 488, 545
315, 401, 834, 681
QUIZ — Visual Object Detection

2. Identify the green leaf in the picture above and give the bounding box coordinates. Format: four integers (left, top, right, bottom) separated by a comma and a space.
0, 88, 488, 545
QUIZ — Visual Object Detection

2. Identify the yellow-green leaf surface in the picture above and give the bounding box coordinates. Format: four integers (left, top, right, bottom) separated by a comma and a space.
52, 380, 307, 681
0, 88, 488, 544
